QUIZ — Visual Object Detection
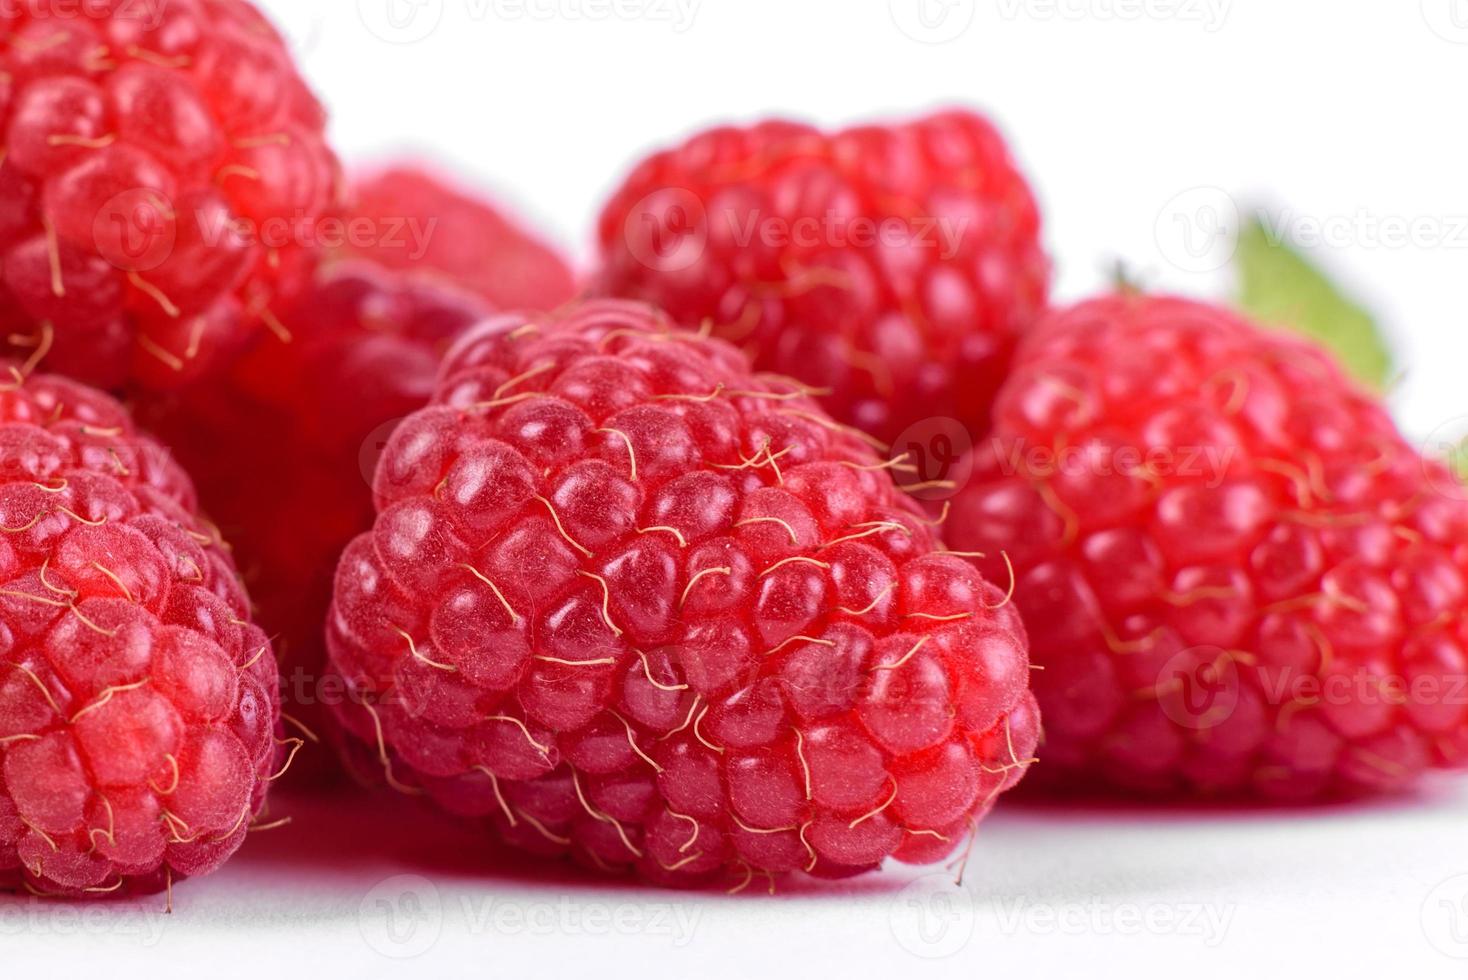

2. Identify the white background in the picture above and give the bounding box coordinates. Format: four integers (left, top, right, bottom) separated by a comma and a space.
11, 1, 1468, 977
267, 0, 1468, 444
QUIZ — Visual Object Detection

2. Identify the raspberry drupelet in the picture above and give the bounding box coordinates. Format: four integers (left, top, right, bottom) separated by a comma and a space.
0, 0, 342, 391
596, 110, 1049, 445
326, 299, 1038, 885
948, 294, 1468, 799
0, 361, 282, 898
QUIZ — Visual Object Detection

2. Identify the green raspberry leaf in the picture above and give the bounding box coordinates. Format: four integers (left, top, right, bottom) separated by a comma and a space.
1234, 215, 1392, 390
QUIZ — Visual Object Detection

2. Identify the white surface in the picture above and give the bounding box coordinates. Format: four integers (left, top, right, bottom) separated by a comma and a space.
11, 2, 1468, 976
5, 782, 1468, 978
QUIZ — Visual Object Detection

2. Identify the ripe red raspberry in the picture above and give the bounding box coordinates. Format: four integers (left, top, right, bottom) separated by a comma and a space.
143, 172, 572, 747
0, 361, 281, 898
595, 110, 1049, 446
947, 294, 1468, 799
145, 262, 489, 686
326, 299, 1038, 885
0, 0, 342, 392
347, 165, 577, 312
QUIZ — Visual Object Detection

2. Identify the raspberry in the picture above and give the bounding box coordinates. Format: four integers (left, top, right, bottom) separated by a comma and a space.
595, 110, 1049, 445
0, 361, 281, 898
145, 262, 489, 682
143, 172, 572, 750
347, 165, 577, 312
947, 294, 1468, 799
325, 299, 1038, 885
0, 0, 342, 392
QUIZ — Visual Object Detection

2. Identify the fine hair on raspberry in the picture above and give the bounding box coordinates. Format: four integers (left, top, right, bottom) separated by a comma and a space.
0, 361, 283, 898
326, 299, 1039, 886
